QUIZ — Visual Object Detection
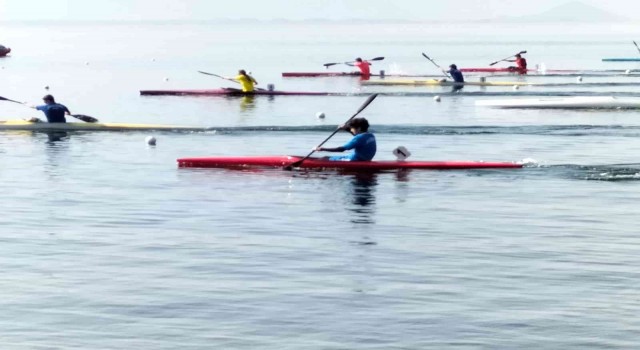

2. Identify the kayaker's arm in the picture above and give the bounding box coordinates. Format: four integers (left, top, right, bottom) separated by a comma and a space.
316, 146, 346, 152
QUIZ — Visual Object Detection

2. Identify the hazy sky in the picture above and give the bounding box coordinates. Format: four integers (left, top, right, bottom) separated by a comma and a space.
0, 0, 638, 21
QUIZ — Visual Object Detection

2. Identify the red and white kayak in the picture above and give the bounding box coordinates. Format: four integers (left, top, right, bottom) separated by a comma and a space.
460, 67, 580, 73
177, 155, 522, 170
282, 72, 442, 78
140, 88, 332, 96
283, 72, 366, 77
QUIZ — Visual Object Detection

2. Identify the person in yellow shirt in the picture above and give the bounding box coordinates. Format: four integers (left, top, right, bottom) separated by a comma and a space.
233, 69, 258, 92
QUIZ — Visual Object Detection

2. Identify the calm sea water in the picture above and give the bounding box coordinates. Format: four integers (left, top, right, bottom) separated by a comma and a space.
2, 21, 640, 349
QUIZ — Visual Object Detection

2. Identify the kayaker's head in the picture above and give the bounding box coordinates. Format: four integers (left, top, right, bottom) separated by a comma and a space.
239, 69, 247, 75
449, 64, 457, 70
42, 94, 55, 104
515, 54, 522, 58
355, 57, 363, 62
346, 117, 369, 134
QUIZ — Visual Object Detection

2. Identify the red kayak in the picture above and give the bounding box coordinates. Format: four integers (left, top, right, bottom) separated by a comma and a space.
177, 155, 522, 170
281, 72, 443, 78
140, 88, 332, 96
283, 72, 366, 77
460, 67, 580, 73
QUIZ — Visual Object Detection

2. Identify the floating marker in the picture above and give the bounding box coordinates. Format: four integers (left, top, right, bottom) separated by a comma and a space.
316, 112, 326, 119
146, 136, 157, 146
433, 95, 441, 102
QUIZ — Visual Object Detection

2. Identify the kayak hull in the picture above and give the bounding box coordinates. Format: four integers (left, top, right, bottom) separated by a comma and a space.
602, 58, 640, 62
140, 88, 330, 96
282, 72, 445, 78
361, 79, 529, 86
177, 156, 522, 170
475, 96, 640, 109
0, 120, 204, 131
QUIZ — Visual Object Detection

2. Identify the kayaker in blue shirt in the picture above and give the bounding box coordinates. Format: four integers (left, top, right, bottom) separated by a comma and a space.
31, 95, 70, 123
315, 117, 376, 161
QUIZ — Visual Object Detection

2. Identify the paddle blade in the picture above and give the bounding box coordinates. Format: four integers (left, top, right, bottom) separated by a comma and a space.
519, 50, 527, 54
323, 62, 340, 68
72, 114, 99, 123
370, 56, 385, 61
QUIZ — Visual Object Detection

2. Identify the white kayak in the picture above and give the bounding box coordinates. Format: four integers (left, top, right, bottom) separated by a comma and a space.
475, 96, 640, 109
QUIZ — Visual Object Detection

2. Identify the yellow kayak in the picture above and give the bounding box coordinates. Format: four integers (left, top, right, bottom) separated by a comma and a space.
0, 120, 205, 131
361, 79, 531, 86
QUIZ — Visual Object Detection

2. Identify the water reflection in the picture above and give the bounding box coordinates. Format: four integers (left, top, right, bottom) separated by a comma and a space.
239, 95, 256, 113
44, 131, 69, 143
345, 172, 378, 225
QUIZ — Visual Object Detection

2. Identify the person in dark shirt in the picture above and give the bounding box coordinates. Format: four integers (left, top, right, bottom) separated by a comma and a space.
32, 95, 71, 123
447, 64, 464, 83
446, 64, 465, 92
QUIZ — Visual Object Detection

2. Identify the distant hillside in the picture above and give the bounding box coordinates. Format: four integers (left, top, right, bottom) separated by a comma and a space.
502, 1, 628, 22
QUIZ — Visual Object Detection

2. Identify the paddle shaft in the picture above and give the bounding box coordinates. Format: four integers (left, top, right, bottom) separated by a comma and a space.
324, 56, 384, 68
489, 50, 527, 66
198, 70, 266, 91
422, 53, 450, 79
198, 71, 241, 84
0, 95, 98, 123
634, 41, 640, 55
285, 93, 379, 169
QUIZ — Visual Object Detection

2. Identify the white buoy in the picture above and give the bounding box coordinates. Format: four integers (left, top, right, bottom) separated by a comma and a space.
433, 95, 441, 102
164, 77, 169, 81
316, 112, 326, 119
513, 85, 520, 90
626, 69, 631, 75
577, 76, 583, 82
146, 136, 157, 146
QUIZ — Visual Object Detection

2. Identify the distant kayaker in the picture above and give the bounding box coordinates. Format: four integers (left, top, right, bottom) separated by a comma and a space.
30, 94, 70, 123
446, 64, 464, 91
232, 69, 258, 92
315, 117, 376, 161
507, 54, 528, 74
348, 58, 371, 77
447, 64, 464, 83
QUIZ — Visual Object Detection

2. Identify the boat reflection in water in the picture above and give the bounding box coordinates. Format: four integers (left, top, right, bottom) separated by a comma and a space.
45, 131, 69, 143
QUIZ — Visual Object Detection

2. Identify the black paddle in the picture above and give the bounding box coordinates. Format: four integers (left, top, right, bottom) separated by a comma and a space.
284, 93, 379, 170
0, 95, 98, 123
489, 50, 527, 66
323, 56, 384, 68
633, 41, 640, 55
421, 53, 451, 79
197, 70, 266, 91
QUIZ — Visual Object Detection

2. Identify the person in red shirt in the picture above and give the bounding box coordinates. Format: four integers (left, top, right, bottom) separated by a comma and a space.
350, 57, 371, 78
508, 54, 528, 74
